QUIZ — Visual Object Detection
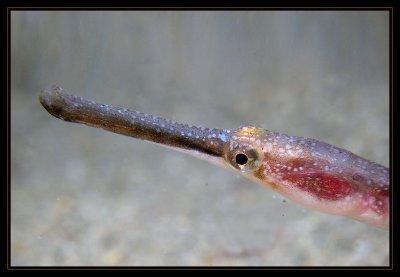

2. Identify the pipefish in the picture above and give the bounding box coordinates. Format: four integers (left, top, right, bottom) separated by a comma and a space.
39, 85, 389, 229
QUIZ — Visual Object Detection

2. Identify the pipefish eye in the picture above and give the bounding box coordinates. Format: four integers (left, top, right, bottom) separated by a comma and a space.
235, 153, 248, 165
228, 146, 261, 172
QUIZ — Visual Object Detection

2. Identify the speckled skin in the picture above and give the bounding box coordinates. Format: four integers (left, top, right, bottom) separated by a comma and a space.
228, 126, 389, 229
39, 85, 389, 229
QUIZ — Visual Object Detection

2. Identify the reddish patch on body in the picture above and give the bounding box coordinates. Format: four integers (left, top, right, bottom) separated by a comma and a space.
282, 171, 355, 201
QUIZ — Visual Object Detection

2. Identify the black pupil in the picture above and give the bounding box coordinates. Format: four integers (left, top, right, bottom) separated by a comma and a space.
235, 153, 248, 165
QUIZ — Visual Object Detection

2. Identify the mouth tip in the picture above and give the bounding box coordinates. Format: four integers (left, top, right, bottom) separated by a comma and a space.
39, 85, 67, 117
39, 90, 55, 113
39, 84, 65, 103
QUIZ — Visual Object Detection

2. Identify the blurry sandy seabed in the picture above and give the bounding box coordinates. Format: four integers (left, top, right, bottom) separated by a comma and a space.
11, 11, 389, 266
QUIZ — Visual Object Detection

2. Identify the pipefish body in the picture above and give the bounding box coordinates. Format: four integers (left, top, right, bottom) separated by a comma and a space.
39, 85, 389, 229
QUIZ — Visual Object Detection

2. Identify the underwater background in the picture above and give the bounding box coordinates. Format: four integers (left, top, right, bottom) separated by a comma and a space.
11, 11, 389, 266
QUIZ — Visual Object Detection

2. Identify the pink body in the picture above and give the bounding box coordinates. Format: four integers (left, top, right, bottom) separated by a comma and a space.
229, 126, 389, 229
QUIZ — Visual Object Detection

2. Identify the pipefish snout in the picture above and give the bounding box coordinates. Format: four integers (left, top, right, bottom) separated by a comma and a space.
39, 85, 390, 229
